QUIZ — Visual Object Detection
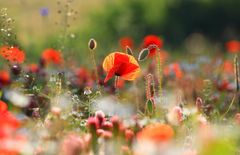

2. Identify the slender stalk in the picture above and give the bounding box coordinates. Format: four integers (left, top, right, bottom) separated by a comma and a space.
234, 54, 240, 109
156, 49, 163, 104
90, 49, 101, 93
221, 95, 235, 119
114, 75, 119, 91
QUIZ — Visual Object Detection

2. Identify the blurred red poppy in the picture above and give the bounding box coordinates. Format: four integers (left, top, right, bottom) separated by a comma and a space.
225, 40, 240, 53
143, 35, 163, 57
222, 60, 234, 74
27, 64, 39, 73
164, 63, 183, 79
0, 46, 25, 63
102, 52, 140, 83
137, 123, 174, 143
119, 37, 134, 50
0, 101, 24, 155
0, 101, 7, 112
41, 48, 63, 65
75, 67, 93, 87
0, 70, 10, 86
0, 101, 21, 138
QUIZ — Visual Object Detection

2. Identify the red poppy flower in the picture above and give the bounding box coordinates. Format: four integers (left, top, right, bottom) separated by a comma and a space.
27, 64, 39, 73
0, 70, 10, 86
0, 101, 7, 113
222, 60, 234, 74
41, 48, 63, 65
164, 63, 183, 79
0, 101, 20, 138
137, 123, 174, 143
143, 35, 163, 57
0, 46, 25, 63
0, 100, 25, 155
75, 67, 93, 87
102, 52, 140, 83
119, 37, 134, 50
225, 40, 240, 53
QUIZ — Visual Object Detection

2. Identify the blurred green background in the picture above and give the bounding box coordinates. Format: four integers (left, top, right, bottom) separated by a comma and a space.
0, 0, 240, 64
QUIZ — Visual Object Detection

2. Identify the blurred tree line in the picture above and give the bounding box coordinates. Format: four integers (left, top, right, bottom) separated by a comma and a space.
81, 0, 240, 50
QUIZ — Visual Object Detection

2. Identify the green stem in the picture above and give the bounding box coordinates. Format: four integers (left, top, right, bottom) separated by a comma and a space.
90, 49, 101, 94
156, 50, 163, 104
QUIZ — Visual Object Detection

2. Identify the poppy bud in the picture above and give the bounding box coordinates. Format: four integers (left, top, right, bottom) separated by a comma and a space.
167, 106, 183, 126
138, 48, 149, 61
101, 131, 112, 139
95, 110, 105, 126
196, 97, 203, 112
11, 64, 21, 75
234, 113, 240, 125
111, 116, 122, 136
96, 129, 104, 136
88, 38, 97, 50
51, 106, 61, 116
102, 121, 113, 131
61, 134, 84, 155
87, 117, 99, 132
125, 129, 134, 142
126, 46, 133, 55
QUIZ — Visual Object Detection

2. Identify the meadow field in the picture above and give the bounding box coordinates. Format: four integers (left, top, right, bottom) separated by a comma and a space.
0, 0, 240, 155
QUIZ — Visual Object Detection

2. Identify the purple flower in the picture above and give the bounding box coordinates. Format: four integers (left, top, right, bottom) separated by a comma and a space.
40, 7, 49, 17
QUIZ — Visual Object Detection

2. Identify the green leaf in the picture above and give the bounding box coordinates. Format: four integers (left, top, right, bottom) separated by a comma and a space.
147, 99, 153, 114
138, 48, 149, 61
126, 46, 133, 55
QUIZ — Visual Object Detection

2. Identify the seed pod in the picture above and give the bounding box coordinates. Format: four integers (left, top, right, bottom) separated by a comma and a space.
88, 38, 97, 50
126, 46, 133, 55
138, 48, 149, 61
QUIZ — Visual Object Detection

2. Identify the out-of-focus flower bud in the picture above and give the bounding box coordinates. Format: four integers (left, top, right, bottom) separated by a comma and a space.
196, 97, 203, 112
102, 131, 112, 140
102, 121, 113, 131
197, 114, 208, 127
11, 64, 21, 75
51, 106, 61, 116
95, 110, 105, 126
61, 134, 84, 155
167, 106, 183, 126
111, 116, 123, 137
87, 117, 99, 133
125, 129, 134, 142
234, 113, 240, 125
88, 38, 97, 50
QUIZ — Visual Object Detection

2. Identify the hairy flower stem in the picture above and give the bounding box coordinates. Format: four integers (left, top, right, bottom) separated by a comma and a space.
114, 75, 119, 93
156, 50, 163, 104
234, 54, 240, 110
90, 49, 101, 93
145, 74, 155, 116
